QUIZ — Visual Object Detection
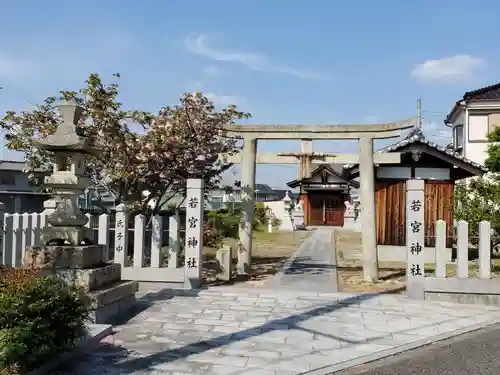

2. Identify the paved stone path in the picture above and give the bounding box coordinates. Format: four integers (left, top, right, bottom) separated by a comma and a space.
264, 228, 339, 292
54, 287, 500, 375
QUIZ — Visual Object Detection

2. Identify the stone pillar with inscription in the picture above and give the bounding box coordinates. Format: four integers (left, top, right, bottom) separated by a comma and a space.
406, 179, 425, 300
22, 100, 138, 324
184, 179, 204, 289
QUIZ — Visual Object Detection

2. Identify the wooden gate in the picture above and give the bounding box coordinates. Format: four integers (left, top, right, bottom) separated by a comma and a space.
308, 192, 345, 226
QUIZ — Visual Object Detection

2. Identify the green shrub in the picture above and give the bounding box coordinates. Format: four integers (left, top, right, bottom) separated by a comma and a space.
207, 210, 240, 239
0, 267, 90, 374
204, 204, 273, 244
254, 202, 268, 229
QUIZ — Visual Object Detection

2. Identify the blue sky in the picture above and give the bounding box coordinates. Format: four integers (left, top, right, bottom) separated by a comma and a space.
1, 0, 498, 188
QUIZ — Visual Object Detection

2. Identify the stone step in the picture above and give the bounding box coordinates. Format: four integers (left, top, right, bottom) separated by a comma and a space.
88, 280, 138, 309
39, 263, 121, 292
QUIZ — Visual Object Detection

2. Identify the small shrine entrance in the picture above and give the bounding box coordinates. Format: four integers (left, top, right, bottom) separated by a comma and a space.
309, 193, 346, 226
287, 164, 358, 226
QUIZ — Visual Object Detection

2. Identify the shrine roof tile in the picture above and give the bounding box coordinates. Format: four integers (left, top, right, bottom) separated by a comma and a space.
343, 130, 487, 172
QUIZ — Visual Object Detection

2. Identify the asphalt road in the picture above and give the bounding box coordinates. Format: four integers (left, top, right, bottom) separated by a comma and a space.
335, 323, 500, 375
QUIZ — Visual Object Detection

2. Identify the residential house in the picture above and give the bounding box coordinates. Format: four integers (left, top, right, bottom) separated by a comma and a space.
0, 160, 120, 214
0, 160, 49, 213
445, 82, 500, 165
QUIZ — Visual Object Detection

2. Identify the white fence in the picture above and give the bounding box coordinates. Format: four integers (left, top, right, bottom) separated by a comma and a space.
406, 178, 500, 302
0, 204, 185, 283
423, 219, 500, 295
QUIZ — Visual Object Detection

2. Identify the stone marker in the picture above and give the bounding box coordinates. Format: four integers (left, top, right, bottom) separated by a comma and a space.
24, 99, 138, 324
184, 178, 204, 289
456, 220, 469, 279
478, 220, 491, 279
216, 245, 233, 281
114, 203, 128, 267
168, 210, 180, 268
406, 179, 425, 300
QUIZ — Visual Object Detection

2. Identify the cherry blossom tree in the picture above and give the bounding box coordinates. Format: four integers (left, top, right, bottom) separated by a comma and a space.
0, 73, 250, 212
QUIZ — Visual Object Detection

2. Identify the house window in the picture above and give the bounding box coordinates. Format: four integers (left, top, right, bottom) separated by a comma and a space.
210, 196, 223, 210
0, 172, 16, 186
453, 124, 464, 150
488, 113, 500, 134
468, 115, 488, 141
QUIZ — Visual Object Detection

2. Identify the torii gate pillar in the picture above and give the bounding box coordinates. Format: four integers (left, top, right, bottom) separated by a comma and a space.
237, 136, 257, 275
359, 137, 378, 282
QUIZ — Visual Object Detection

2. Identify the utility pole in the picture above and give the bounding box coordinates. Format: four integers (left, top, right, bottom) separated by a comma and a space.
417, 98, 422, 130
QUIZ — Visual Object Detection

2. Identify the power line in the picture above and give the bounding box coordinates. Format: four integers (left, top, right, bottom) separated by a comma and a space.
422, 109, 448, 115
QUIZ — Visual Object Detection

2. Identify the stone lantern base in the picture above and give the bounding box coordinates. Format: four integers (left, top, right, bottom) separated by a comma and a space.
23, 244, 138, 324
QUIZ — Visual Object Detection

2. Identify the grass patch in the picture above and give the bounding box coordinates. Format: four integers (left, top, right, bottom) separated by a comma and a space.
202, 229, 312, 286
204, 229, 311, 259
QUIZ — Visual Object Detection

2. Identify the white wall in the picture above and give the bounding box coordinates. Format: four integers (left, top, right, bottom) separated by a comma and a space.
465, 112, 489, 165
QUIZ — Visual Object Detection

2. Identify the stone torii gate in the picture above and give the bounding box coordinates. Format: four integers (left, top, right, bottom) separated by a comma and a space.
223, 118, 417, 282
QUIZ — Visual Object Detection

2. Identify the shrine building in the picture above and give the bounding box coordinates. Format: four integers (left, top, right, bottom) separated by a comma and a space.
287, 129, 486, 251
286, 164, 359, 226
344, 129, 486, 249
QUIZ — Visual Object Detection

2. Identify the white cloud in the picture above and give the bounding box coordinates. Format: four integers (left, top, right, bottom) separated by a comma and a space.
205, 92, 246, 107
202, 65, 221, 76
184, 33, 319, 80
411, 54, 486, 83
0, 54, 37, 82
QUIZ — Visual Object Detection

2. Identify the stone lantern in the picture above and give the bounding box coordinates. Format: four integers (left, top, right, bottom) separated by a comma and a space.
279, 191, 295, 231
24, 99, 138, 324
33, 100, 100, 245
282, 191, 292, 212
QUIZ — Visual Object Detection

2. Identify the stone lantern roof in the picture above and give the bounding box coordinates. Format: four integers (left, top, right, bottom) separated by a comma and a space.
33, 100, 101, 155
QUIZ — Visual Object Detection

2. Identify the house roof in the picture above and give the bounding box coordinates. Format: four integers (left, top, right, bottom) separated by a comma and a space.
445, 82, 500, 123
255, 184, 275, 193
0, 160, 45, 173
287, 163, 360, 189
344, 127, 487, 173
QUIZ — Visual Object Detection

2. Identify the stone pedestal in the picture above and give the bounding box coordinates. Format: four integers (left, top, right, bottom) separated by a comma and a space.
292, 210, 306, 230
23, 245, 138, 324
279, 212, 295, 231
343, 212, 361, 232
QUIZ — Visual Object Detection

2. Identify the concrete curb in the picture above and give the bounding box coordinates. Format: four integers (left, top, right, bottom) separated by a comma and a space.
27, 323, 112, 375
303, 316, 500, 375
